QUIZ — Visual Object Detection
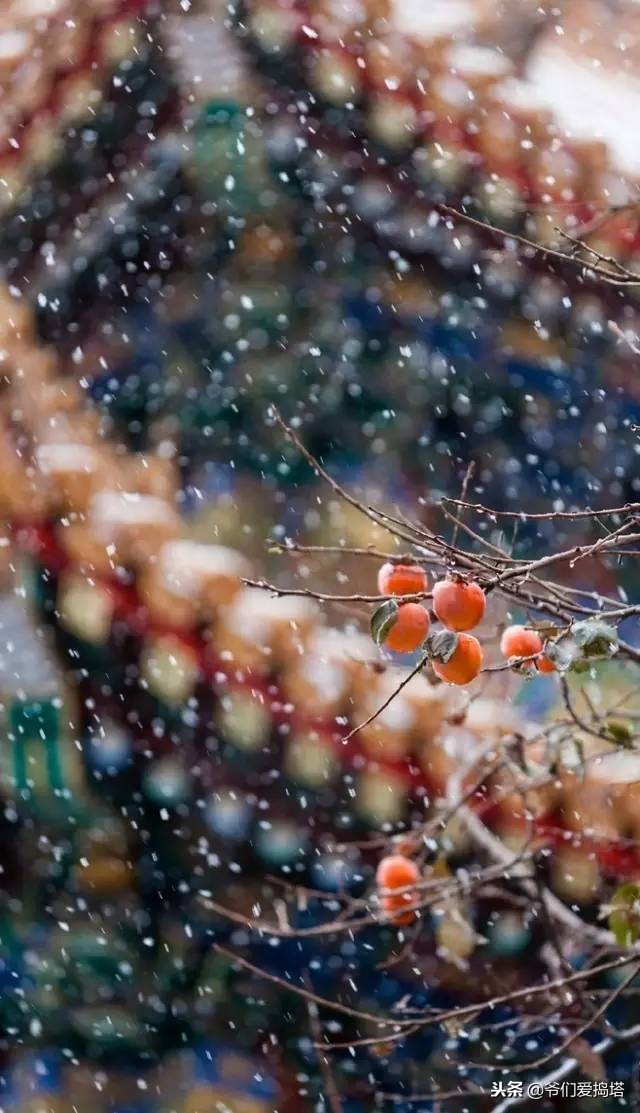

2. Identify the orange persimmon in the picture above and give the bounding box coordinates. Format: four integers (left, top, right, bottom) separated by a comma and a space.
382, 602, 429, 653
536, 654, 557, 674
500, 625, 542, 661
432, 633, 483, 686
432, 579, 485, 632
377, 562, 428, 597
376, 854, 420, 924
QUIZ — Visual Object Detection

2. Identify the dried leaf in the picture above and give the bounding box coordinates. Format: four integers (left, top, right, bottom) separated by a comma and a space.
608, 882, 640, 946
568, 1037, 605, 1081
443, 1009, 481, 1037
431, 855, 452, 880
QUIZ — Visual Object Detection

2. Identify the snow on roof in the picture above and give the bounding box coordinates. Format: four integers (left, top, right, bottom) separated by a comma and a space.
447, 44, 512, 79
526, 40, 640, 176
391, 0, 477, 42
91, 491, 177, 528
36, 443, 102, 474
157, 540, 251, 596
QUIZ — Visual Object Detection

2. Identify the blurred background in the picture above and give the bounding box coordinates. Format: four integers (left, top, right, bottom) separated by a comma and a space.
0, 0, 638, 1109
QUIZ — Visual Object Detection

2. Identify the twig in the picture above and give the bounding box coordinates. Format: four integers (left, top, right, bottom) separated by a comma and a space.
509, 959, 640, 1074
268, 407, 419, 547
450, 461, 476, 550
304, 974, 344, 1113
342, 653, 429, 743
324, 954, 640, 1051
490, 1022, 640, 1112
242, 575, 431, 605
210, 944, 411, 1029
441, 497, 640, 522
438, 203, 640, 287
609, 319, 640, 357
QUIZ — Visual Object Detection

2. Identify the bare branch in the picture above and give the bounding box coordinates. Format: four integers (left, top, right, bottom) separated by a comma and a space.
341, 653, 429, 743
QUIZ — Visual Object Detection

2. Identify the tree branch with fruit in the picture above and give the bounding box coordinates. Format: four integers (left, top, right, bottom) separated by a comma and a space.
200, 404, 640, 1102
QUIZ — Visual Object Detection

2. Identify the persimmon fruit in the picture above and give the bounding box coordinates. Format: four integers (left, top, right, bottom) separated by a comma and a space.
377, 562, 428, 597
376, 854, 420, 925
432, 578, 485, 632
432, 632, 483, 686
536, 654, 557, 674
500, 624, 555, 673
381, 894, 417, 926
500, 625, 541, 660
382, 602, 429, 653
376, 853, 419, 889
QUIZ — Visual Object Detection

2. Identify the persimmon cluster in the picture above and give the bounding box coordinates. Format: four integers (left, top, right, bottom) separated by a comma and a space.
372, 563, 556, 685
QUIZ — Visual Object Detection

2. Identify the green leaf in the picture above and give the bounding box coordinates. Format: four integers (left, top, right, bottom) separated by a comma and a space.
425, 629, 459, 664
543, 639, 576, 673
371, 599, 399, 646
605, 720, 635, 747
608, 883, 640, 946
572, 620, 619, 659
569, 658, 591, 675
